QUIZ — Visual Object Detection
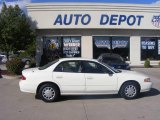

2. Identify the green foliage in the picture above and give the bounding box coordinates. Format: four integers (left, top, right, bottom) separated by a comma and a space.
29, 60, 36, 68
26, 40, 36, 57
6, 58, 25, 75
144, 59, 150, 68
0, 3, 36, 59
18, 51, 30, 58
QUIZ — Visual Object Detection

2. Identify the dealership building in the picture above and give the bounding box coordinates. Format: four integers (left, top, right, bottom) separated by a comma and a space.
26, 3, 160, 66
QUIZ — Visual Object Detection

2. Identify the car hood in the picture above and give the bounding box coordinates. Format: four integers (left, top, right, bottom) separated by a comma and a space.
118, 70, 150, 80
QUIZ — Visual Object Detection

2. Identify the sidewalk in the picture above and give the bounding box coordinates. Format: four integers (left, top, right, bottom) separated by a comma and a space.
0, 64, 21, 80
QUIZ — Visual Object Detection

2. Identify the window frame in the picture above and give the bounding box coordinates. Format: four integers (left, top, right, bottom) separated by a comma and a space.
54, 60, 82, 73
81, 60, 113, 74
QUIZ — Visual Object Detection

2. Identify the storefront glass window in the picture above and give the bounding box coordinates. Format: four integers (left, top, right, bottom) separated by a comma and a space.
141, 37, 160, 60
93, 36, 111, 58
63, 36, 81, 57
93, 36, 130, 60
43, 36, 81, 62
112, 37, 130, 60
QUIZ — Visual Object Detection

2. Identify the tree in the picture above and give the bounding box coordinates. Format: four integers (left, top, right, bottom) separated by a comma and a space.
0, 2, 35, 59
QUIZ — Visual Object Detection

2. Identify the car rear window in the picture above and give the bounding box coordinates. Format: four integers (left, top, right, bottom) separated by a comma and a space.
39, 59, 59, 70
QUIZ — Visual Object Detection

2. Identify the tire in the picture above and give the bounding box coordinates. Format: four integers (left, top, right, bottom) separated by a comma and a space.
120, 82, 140, 100
38, 84, 60, 102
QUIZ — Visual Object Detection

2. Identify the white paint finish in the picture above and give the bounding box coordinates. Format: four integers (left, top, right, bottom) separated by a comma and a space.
19, 58, 152, 96
130, 36, 141, 66
53, 72, 85, 93
26, 3, 160, 30
81, 36, 93, 58
85, 73, 117, 92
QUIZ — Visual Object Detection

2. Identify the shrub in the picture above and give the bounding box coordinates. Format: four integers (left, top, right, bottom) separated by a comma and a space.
144, 59, 150, 68
6, 58, 25, 75
29, 61, 36, 68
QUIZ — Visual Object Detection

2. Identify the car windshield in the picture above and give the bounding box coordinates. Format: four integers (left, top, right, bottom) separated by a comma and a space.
101, 62, 122, 73
38, 59, 59, 70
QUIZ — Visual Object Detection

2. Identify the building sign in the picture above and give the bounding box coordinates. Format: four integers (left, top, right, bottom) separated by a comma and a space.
54, 14, 144, 27
94, 39, 110, 49
152, 15, 160, 28
141, 40, 156, 50
63, 37, 81, 57
112, 40, 129, 49
28, 8, 160, 29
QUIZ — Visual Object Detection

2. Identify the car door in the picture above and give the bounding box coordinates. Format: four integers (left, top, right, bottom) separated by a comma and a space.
82, 61, 118, 93
53, 60, 85, 94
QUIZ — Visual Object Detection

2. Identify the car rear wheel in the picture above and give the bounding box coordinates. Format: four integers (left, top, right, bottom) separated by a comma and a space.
120, 82, 140, 100
38, 84, 60, 102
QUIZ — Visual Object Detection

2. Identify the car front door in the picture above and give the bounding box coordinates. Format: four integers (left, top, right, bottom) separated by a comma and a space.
53, 60, 85, 94
82, 61, 118, 93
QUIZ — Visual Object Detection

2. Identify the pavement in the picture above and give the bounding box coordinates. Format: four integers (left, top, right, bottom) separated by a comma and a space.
0, 68, 160, 120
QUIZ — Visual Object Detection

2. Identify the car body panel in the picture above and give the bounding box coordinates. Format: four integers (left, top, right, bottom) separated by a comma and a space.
19, 58, 152, 96
53, 72, 85, 93
85, 73, 118, 93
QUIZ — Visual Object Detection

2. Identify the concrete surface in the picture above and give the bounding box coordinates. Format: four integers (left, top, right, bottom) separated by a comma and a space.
0, 64, 7, 70
0, 68, 160, 120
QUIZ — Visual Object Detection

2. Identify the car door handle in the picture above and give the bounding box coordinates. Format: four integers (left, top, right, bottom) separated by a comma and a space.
86, 76, 93, 79
56, 76, 63, 79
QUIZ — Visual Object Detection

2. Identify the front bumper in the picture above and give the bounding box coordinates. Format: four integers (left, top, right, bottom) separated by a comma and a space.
140, 82, 153, 92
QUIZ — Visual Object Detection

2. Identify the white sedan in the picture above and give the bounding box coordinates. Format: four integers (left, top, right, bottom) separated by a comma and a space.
19, 58, 152, 102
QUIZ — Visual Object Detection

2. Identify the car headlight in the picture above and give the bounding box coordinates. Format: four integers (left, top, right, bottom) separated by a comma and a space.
144, 78, 151, 82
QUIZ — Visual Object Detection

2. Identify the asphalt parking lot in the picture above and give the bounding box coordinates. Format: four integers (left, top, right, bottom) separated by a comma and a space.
0, 68, 160, 120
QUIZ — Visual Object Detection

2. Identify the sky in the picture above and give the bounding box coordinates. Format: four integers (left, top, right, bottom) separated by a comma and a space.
0, 0, 160, 12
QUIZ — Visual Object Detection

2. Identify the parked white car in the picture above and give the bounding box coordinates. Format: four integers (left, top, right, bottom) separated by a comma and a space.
19, 58, 152, 102
0, 55, 7, 63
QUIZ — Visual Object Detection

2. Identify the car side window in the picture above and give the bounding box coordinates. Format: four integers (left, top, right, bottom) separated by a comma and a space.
82, 61, 112, 74
54, 61, 81, 73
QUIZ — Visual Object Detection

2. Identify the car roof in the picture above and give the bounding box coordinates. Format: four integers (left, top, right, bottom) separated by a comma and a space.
59, 58, 98, 62
100, 53, 121, 57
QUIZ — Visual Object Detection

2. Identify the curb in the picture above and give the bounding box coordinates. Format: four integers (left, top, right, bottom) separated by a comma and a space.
2, 75, 21, 80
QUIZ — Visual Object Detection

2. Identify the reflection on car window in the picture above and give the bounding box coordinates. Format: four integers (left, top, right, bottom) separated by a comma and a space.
39, 59, 59, 70
82, 61, 112, 74
103, 56, 124, 64
101, 62, 121, 73
54, 61, 81, 73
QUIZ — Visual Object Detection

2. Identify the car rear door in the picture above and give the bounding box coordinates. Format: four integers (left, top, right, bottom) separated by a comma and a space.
53, 60, 85, 94
82, 61, 118, 93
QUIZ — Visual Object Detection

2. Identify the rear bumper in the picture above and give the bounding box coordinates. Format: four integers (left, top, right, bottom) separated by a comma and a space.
19, 80, 36, 93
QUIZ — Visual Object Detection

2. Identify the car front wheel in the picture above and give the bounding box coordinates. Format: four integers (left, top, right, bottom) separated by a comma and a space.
120, 82, 140, 100
38, 84, 60, 102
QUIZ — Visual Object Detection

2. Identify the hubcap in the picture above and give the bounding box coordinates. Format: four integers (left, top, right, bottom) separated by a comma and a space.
125, 85, 137, 97
42, 87, 55, 100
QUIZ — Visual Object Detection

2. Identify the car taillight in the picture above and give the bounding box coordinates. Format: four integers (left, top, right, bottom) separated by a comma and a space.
21, 75, 26, 80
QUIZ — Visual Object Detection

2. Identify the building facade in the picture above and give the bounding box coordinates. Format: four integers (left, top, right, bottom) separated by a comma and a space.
26, 3, 160, 66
